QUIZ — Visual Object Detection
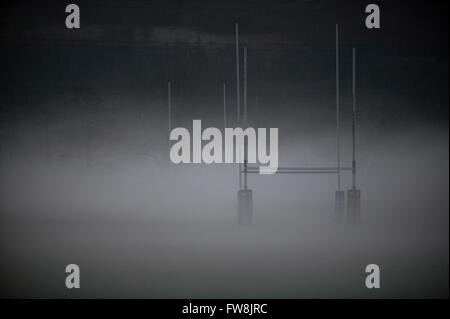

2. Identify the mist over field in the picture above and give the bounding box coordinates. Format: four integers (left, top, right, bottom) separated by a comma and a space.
0, 0, 448, 298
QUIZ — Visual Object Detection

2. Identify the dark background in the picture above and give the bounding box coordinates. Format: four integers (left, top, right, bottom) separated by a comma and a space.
0, 0, 448, 298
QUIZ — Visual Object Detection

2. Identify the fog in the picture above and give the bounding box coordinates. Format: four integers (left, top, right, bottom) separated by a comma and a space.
0, 114, 447, 298
0, 0, 448, 299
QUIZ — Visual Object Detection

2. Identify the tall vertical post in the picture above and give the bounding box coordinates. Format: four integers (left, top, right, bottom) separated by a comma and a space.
236, 28, 252, 225
168, 81, 172, 155
334, 24, 345, 221
243, 47, 248, 190
347, 47, 361, 224
336, 24, 340, 191
352, 48, 356, 190
236, 23, 242, 190
223, 83, 227, 131
168, 81, 171, 135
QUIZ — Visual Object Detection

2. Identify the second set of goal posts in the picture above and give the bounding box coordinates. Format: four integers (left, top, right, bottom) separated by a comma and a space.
234, 25, 361, 224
